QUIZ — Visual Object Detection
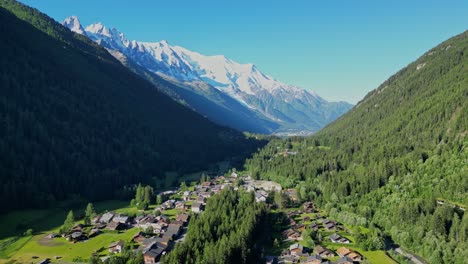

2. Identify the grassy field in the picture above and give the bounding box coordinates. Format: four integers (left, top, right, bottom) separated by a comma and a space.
5, 228, 137, 263
0, 200, 146, 263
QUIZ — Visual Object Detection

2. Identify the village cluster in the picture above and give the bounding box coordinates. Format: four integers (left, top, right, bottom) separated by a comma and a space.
271, 202, 364, 264
43, 172, 285, 264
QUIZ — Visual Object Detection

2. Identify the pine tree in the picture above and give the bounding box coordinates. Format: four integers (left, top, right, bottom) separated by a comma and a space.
84, 203, 96, 225
62, 210, 74, 234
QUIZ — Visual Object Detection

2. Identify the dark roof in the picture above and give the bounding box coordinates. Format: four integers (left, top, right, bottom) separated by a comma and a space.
109, 240, 124, 248
71, 231, 83, 239
336, 256, 354, 263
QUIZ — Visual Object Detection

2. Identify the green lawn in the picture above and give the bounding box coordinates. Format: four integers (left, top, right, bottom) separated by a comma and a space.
0, 200, 144, 263
325, 243, 396, 264
7, 228, 138, 263
0, 236, 32, 259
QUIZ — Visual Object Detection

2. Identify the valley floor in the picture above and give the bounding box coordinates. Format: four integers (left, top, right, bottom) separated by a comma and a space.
0, 173, 405, 264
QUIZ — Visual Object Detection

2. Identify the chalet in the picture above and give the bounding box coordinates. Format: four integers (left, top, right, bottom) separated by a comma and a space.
304, 254, 322, 264
289, 243, 304, 255
157, 215, 170, 224
99, 212, 115, 224
112, 214, 131, 225
337, 247, 362, 262
323, 219, 336, 230
303, 201, 316, 213
71, 224, 84, 232
283, 229, 301, 240
314, 245, 335, 258
164, 223, 182, 239
310, 223, 319, 231
142, 237, 158, 247
109, 240, 124, 254
135, 215, 146, 224
106, 221, 125, 231
196, 196, 207, 204
46, 233, 57, 239
295, 224, 306, 232
94, 223, 107, 229
175, 201, 186, 210
336, 256, 354, 264
133, 232, 146, 244
88, 228, 101, 238
201, 181, 212, 188
176, 213, 190, 224
330, 233, 341, 243
142, 242, 167, 264
91, 215, 101, 225
155, 236, 171, 246
192, 202, 204, 213
200, 192, 212, 199
347, 251, 363, 262
69, 231, 85, 242
330, 233, 350, 243
161, 200, 176, 210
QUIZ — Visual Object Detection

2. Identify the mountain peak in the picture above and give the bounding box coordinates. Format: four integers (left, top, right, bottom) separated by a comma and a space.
159, 39, 169, 45
62, 16, 85, 35
85, 22, 111, 37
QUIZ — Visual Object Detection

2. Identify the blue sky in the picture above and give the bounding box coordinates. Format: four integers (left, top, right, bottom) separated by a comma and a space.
19, 0, 468, 103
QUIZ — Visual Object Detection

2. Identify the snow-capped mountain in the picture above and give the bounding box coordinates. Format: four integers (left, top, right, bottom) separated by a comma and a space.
62, 16, 86, 35
63, 17, 352, 133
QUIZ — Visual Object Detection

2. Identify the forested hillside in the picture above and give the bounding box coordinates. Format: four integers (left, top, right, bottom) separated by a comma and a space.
244, 31, 468, 263
0, 0, 264, 213
162, 188, 268, 264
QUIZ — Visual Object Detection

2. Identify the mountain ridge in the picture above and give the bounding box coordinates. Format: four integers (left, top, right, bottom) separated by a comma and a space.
0, 0, 265, 212
63, 17, 353, 134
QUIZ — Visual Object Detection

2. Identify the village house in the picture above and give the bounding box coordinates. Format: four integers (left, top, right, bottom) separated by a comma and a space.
112, 214, 131, 225
303, 254, 322, 264
175, 201, 186, 210
201, 181, 212, 188
192, 202, 204, 213
330, 233, 350, 244
142, 242, 167, 264
132, 232, 146, 243
303, 201, 316, 213
283, 229, 301, 241
108, 240, 124, 254
336, 256, 354, 264
337, 247, 362, 262
99, 212, 115, 224
289, 243, 304, 255
88, 228, 101, 238
164, 223, 182, 239
196, 196, 207, 204
176, 213, 190, 225
46, 233, 57, 239
314, 245, 335, 258
323, 219, 336, 230
106, 221, 125, 231
69, 231, 85, 242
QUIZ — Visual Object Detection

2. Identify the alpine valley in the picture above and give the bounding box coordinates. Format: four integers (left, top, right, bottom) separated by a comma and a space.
0, 1, 466, 264
62, 16, 353, 135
